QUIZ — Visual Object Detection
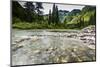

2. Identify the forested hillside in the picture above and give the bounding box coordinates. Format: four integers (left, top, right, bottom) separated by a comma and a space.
12, 1, 96, 29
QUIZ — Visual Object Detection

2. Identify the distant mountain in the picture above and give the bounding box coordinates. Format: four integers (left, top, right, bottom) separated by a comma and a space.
58, 10, 69, 22
58, 9, 81, 23
68, 9, 81, 16
59, 10, 69, 14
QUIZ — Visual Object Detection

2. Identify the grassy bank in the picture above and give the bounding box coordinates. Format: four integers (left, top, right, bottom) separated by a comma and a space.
12, 22, 87, 30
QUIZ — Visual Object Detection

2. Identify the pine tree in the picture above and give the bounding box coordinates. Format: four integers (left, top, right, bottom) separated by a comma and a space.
48, 10, 52, 24
35, 2, 43, 15
24, 2, 35, 12
55, 6, 59, 24
35, 2, 44, 22
51, 4, 59, 24
24, 2, 35, 22
52, 3, 56, 23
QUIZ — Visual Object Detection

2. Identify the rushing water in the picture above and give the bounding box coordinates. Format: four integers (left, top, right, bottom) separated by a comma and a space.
12, 29, 95, 66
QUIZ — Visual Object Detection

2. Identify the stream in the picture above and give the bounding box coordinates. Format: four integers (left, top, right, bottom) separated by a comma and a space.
12, 28, 96, 66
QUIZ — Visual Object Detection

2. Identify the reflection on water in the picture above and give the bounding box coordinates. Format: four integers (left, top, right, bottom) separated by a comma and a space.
12, 29, 96, 66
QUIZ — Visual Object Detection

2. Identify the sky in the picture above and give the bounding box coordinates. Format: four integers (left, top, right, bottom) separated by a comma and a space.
19, 1, 85, 14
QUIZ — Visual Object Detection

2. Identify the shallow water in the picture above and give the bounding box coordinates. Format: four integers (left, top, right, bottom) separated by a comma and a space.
12, 29, 95, 66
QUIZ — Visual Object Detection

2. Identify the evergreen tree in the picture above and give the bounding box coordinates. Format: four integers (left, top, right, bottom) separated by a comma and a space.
35, 2, 43, 15
24, 2, 35, 12
12, 1, 25, 22
52, 3, 56, 23
35, 2, 44, 22
24, 2, 35, 22
51, 4, 59, 24
48, 10, 52, 24
55, 6, 59, 24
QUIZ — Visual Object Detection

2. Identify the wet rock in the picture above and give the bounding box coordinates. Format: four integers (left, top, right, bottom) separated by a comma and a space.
33, 50, 41, 54
12, 45, 23, 51
80, 38, 87, 40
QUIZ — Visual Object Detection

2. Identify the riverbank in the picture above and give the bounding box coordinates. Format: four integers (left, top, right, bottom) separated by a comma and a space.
12, 22, 93, 30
